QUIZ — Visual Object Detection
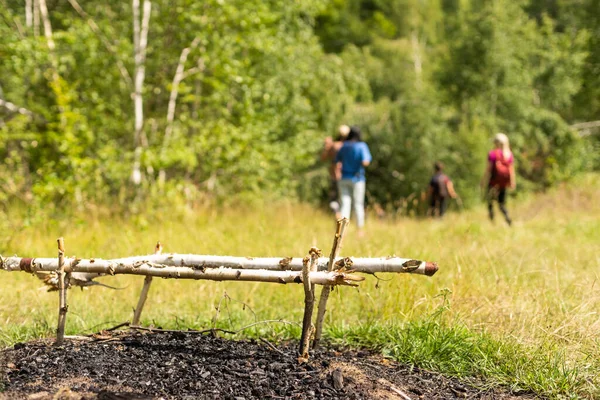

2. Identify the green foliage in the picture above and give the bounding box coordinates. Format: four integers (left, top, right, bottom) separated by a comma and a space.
0, 0, 598, 209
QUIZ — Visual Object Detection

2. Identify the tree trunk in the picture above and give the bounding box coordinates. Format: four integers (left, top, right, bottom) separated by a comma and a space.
33, 0, 39, 37
158, 37, 201, 184
411, 31, 423, 90
25, 0, 33, 28
37, 0, 55, 51
131, 0, 151, 185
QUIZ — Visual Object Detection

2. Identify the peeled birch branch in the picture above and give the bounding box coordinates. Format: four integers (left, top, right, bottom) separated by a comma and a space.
1, 257, 365, 286
2, 254, 438, 276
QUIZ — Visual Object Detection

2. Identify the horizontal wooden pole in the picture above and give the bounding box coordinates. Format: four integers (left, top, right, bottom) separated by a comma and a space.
1, 257, 366, 286
1, 254, 438, 276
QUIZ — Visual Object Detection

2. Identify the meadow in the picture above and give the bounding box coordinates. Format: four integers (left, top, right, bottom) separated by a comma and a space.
1, 175, 599, 399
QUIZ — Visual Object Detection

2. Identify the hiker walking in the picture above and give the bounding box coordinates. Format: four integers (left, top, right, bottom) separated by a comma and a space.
335, 126, 372, 236
321, 125, 350, 219
481, 133, 516, 225
428, 161, 457, 218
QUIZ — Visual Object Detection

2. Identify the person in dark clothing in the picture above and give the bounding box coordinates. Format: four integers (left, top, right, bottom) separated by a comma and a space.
428, 162, 457, 218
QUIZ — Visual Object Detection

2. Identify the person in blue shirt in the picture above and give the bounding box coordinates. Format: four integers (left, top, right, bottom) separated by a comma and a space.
335, 126, 372, 235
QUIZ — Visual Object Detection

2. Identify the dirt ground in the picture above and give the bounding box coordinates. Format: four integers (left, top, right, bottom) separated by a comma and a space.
0, 330, 539, 399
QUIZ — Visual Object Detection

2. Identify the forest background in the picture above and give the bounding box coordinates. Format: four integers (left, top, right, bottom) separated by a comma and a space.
1, 0, 599, 214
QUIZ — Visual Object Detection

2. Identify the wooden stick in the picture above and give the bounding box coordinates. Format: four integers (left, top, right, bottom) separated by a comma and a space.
55, 237, 68, 346
132, 242, 162, 325
129, 318, 297, 336
313, 218, 348, 349
3, 257, 365, 286
4, 255, 438, 276
378, 379, 413, 400
298, 247, 320, 361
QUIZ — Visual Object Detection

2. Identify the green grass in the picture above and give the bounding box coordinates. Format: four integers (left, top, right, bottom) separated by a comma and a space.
1, 174, 599, 398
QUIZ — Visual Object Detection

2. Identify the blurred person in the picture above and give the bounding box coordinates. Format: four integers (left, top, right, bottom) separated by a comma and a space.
481, 132, 516, 226
427, 161, 457, 218
320, 124, 350, 218
335, 126, 372, 236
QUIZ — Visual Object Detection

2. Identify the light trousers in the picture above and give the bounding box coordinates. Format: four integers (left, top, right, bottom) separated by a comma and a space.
338, 179, 366, 228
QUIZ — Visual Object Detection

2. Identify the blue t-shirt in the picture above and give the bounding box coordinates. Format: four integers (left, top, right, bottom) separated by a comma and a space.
335, 141, 372, 182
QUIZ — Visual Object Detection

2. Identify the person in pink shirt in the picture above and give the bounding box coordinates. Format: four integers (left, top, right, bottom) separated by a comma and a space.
320, 125, 350, 219
481, 133, 516, 226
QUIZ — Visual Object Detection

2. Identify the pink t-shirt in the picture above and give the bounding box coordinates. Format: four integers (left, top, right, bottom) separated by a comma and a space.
488, 149, 513, 164
488, 149, 513, 188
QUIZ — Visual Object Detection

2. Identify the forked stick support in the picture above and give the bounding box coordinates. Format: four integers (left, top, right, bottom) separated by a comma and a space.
132, 242, 162, 326
55, 237, 68, 346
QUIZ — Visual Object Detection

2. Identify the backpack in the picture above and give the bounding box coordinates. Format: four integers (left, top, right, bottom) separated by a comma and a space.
431, 173, 449, 198
491, 149, 511, 188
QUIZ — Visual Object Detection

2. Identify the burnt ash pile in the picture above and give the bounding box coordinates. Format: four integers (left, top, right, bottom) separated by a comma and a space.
1, 331, 535, 399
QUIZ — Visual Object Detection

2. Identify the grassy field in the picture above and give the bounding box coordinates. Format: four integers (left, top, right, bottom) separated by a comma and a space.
1, 175, 599, 399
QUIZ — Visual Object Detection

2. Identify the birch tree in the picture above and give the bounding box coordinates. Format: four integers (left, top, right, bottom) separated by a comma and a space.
158, 37, 201, 185
131, 0, 151, 185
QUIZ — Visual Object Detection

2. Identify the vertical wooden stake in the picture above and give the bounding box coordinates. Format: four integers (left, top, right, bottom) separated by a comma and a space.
132, 241, 162, 325
313, 218, 348, 349
298, 247, 321, 362
55, 237, 67, 346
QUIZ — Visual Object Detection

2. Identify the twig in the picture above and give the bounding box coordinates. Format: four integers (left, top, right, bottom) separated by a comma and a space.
259, 338, 285, 356
63, 335, 93, 341
129, 325, 236, 335
63, 335, 123, 344
103, 321, 131, 332
130, 319, 298, 336
211, 291, 228, 331
230, 319, 300, 333
377, 379, 412, 400
313, 218, 348, 349
132, 242, 162, 325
